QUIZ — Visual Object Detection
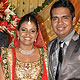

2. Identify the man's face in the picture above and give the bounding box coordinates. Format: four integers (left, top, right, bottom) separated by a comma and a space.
51, 7, 76, 39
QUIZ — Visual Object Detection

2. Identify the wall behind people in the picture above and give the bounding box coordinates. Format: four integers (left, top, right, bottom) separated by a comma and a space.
7, 0, 80, 19
7, 0, 45, 17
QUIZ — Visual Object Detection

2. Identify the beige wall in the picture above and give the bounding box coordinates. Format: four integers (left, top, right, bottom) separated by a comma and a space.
7, 0, 45, 17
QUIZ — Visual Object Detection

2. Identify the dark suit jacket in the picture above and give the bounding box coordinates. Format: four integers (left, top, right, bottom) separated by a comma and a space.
0, 31, 9, 48
48, 32, 80, 80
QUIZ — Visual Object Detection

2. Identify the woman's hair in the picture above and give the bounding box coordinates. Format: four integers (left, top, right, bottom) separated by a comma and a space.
17, 13, 38, 32
50, 0, 75, 20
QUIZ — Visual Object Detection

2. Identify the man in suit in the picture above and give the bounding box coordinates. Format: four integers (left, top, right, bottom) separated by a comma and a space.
0, 31, 9, 48
0, 31, 9, 56
48, 0, 80, 80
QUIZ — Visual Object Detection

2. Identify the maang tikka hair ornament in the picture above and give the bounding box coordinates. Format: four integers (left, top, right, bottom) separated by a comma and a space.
28, 17, 31, 25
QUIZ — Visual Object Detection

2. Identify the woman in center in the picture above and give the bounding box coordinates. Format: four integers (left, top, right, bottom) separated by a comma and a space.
0, 13, 48, 80
15, 14, 48, 80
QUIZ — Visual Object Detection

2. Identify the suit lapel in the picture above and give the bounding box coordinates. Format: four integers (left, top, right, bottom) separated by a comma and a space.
61, 32, 79, 73
61, 39, 76, 71
49, 38, 57, 79
50, 38, 57, 55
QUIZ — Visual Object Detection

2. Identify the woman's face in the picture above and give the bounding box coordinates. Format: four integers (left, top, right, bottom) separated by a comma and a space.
18, 21, 38, 46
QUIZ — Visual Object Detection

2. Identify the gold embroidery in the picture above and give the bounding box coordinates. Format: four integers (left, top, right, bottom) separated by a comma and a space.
7, 48, 13, 80
1, 48, 48, 80
15, 48, 43, 80
1, 48, 10, 80
15, 59, 41, 80
43, 48, 49, 79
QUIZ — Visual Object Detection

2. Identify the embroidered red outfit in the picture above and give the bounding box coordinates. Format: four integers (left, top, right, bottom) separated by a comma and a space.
0, 28, 48, 80
1, 47, 48, 80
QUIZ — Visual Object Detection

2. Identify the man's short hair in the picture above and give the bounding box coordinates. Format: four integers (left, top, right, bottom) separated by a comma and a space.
50, 0, 75, 20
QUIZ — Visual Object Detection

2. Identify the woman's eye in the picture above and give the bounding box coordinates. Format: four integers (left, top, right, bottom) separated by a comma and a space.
21, 29, 26, 31
31, 30, 36, 33
30, 29, 36, 34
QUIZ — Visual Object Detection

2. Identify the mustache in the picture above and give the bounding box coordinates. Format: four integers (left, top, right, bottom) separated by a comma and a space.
57, 24, 67, 28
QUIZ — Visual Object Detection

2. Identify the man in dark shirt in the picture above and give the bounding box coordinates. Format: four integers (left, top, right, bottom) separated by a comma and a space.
0, 31, 9, 48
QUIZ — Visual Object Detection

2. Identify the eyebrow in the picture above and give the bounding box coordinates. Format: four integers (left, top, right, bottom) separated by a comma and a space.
52, 15, 70, 18
51, 16, 58, 20
62, 15, 70, 17
52, 16, 58, 18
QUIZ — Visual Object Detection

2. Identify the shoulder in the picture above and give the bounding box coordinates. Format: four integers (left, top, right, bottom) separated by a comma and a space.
43, 48, 48, 57
1, 47, 14, 57
72, 32, 80, 47
38, 47, 47, 55
47, 38, 57, 51
72, 31, 80, 41
43, 48, 47, 53
0, 32, 9, 39
1, 47, 12, 51
0, 32, 9, 47
38, 48, 48, 58
48, 38, 57, 46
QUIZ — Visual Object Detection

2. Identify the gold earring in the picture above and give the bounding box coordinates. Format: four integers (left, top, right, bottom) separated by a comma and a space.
18, 36, 19, 40
35, 39, 36, 42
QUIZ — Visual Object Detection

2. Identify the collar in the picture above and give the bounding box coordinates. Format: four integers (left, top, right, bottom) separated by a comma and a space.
57, 30, 75, 46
